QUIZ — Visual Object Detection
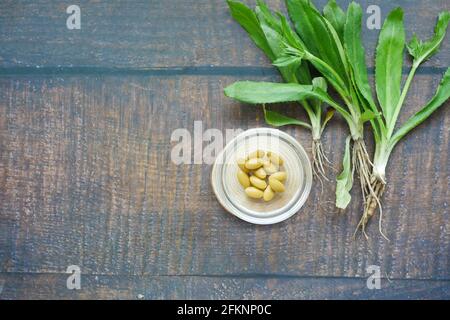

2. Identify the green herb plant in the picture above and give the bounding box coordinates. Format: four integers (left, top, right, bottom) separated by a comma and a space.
224, 0, 450, 238
281, 0, 381, 212
345, 7, 450, 237
226, 0, 335, 181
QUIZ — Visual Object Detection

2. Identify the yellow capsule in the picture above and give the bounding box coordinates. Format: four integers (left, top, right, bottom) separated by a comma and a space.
263, 161, 278, 175
245, 158, 263, 170
263, 186, 275, 202
261, 158, 270, 168
250, 176, 267, 190
269, 176, 285, 192
248, 149, 265, 159
271, 171, 287, 182
253, 167, 267, 179
245, 187, 264, 199
237, 157, 249, 173
237, 170, 250, 188
268, 152, 283, 166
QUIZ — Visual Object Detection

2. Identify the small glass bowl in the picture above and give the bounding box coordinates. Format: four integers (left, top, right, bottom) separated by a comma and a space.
211, 128, 312, 224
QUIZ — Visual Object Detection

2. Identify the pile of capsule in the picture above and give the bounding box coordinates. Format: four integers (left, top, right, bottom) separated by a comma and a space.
236, 150, 287, 202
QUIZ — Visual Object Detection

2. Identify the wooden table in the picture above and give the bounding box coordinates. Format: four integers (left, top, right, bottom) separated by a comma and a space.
0, 0, 448, 299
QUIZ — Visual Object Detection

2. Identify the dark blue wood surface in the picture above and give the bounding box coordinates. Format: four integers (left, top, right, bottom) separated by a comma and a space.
0, 0, 449, 299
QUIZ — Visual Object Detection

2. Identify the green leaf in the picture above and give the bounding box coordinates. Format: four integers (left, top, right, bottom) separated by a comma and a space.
277, 13, 313, 84
256, 8, 304, 84
259, 23, 282, 56
391, 67, 450, 147
375, 7, 405, 122
278, 12, 303, 48
323, 0, 346, 41
224, 80, 354, 128
360, 109, 380, 123
230, 0, 308, 84
263, 106, 311, 129
323, 17, 350, 75
227, 0, 275, 60
304, 54, 349, 98
321, 109, 335, 134
311, 77, 328, 110
255, 0, 282, 33
286, 0, 348, 84
224, 81, 313, 103
273, 55, 302, 67
344, 2, 377, 112
312, 77, 327, 92
224, 81, 312, 103
335, 136, 353, 209
260, 24, 302, 83
407, 11, 450, 65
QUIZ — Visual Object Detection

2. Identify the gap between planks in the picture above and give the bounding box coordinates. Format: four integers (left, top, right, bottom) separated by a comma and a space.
0, 66, 446, 77
0, 272, 448, 282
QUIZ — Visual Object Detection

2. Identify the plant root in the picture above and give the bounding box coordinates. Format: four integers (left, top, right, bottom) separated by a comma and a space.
356, 177, 388, 241
351, 139, 373, 203
350, 139, 388, 240
311, 139, 333, 189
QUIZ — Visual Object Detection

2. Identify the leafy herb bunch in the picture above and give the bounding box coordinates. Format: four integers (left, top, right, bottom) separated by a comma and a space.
224, 0, 450, 237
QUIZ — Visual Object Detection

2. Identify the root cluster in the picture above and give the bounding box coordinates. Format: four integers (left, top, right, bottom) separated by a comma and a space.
352, 139, 388, 240
356, 177, 387, 240
311, 138, 388, 239
311, 139, 333, 189
352, 139, 372, 201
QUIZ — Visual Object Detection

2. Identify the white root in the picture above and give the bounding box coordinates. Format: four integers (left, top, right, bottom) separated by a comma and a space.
351, 139, 389, 240
311, 139, 334, 189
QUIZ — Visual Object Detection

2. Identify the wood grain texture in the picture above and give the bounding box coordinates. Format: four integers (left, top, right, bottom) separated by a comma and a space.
0, 74, 448, 281
0, 0, 449, 299
0, 0, 448, 70
0, 273, 449, 299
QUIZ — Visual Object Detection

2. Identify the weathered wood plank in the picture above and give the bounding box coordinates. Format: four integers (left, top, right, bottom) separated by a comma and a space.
0, 0, 448, 69
0, 273, 448, 299
0, 74, 448, 279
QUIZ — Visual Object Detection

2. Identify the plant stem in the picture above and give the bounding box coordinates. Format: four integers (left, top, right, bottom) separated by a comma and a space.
375, 63, 420, 181
311, 120, 321, 140
305, 53, 349, 98
372, 143, 390, 183
387, 63, 419, 138
304, 53, 364, 139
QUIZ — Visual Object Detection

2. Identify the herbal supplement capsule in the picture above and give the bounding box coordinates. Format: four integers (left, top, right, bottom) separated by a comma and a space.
237, 170, 250, 188
250, 176, 267, 190
248, 149, 265, 159
253, 167, 267, 179
237, 157, 249, 173
268, 152, 284, 166
271, 171, 287, 182
263, 186, 275, 202
245, 187, 264, 199
263, 161, 278, 175
261, 158, 270, 167
245, 158, 263, 170
269, 176, 285, 192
